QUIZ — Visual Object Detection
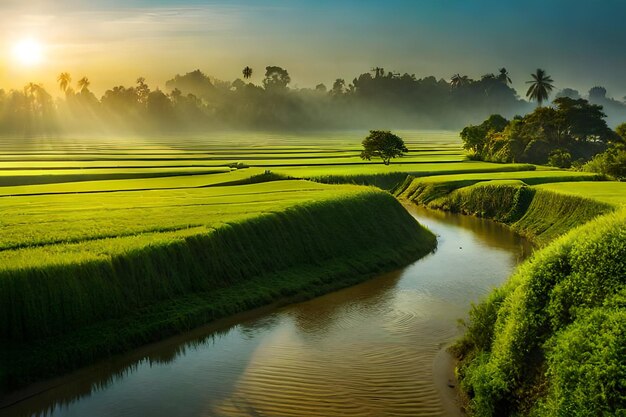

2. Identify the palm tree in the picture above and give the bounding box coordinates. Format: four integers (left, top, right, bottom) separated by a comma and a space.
57, 72, 72, 93
526, 69, 554, 107
497, 68, 512, 85
371, 67, 385, 78
24, 82, 44, 112
450, 74, 470, 88
24, 82, 38, 98
242, 66, 253, 80
77, 77, 91, 92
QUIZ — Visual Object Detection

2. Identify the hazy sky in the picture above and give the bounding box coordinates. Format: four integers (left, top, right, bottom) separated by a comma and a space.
1, 0, 625, 99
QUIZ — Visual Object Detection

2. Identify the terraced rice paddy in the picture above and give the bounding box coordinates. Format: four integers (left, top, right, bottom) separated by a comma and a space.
0, 129, 618, 319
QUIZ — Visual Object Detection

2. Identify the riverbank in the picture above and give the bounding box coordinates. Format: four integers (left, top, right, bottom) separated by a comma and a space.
0, 188, 436, 394
397, 177, 626, 416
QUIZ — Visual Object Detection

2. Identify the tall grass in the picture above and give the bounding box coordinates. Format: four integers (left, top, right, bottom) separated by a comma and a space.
514, 190, 616, 243
452, 209, 626, 416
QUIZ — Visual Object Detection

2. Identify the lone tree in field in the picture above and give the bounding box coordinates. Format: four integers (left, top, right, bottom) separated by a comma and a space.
360, 130, 408, 165
526, 68, 554, 107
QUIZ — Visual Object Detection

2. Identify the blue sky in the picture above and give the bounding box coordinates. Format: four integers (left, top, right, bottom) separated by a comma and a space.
1, 0, 625, 98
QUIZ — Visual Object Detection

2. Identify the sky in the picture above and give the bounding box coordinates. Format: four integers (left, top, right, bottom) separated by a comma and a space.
1, 0, 625, 99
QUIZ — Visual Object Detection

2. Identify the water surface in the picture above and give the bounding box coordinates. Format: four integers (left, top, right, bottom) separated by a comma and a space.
1, 205, 532, 417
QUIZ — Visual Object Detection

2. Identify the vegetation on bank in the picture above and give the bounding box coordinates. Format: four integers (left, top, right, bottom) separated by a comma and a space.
451, 209, 626, 416
393, 152, 625, 415
365, 126, 626, 417
0, 182, 436, 391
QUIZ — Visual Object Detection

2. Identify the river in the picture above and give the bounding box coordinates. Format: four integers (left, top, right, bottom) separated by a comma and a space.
0, 205, 532, 417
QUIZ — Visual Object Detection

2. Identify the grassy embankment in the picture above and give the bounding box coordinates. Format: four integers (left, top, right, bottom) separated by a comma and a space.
0, 180, 437, 392
395, 173, 611, 244
395, 161, 626, 415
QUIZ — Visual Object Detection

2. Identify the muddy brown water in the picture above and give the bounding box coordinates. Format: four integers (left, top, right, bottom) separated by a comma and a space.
0, 205, 533, 417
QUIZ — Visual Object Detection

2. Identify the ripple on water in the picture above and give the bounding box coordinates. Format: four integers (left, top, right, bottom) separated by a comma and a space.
210, 316, 447, 416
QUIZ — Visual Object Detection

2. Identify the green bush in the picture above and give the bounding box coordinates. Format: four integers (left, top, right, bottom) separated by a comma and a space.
582, 144, 626, 180
548, 149, 572, 168
454, 209, 626, 416
460, 98, 619, 165
538, 300, 626, 416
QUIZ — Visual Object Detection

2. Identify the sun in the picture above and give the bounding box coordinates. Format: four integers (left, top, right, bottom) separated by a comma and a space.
12, 38, 44, 67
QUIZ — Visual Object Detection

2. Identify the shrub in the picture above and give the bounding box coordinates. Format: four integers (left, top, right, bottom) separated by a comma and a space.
582, 144, 626, 180
547, 149, 572, 168
454, 209, 626, 416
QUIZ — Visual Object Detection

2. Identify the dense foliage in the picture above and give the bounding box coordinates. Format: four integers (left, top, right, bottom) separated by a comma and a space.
452, 209, 626, 416
582, 144, 626, 179
360, 130, 408, 165
461, 98, 623, 166
581, 124, 626, 179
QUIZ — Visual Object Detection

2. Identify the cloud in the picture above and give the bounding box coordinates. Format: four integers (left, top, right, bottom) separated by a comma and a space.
1, 6, 246, 45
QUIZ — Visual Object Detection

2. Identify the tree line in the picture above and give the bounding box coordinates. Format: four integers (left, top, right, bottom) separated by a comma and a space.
1, 65, 626, 136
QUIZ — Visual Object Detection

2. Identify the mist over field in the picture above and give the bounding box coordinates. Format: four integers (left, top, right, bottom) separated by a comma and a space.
3, 66, 626, 137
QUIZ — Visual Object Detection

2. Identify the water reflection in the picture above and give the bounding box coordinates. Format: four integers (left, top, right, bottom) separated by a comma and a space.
0, 206, 532, 417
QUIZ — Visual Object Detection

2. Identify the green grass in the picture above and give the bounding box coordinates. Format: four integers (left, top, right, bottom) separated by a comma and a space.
0, 180, 364, 253
0, 167, 231, 186
535, 181, 626, 206
395, 173, 615, 243
452, 208, 626, 417
404, 169, 602, 184
273, 161, 534, 178
0, 168, 269, 196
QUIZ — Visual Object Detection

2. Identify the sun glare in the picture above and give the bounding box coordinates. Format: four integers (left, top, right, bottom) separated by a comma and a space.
12, 38, 44, 67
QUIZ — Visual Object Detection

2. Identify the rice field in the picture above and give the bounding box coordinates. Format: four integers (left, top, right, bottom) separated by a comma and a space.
0, 132, 464, 266
0, 129, 617, 265
0, 180, 374, 265
534, 181, 626, 206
